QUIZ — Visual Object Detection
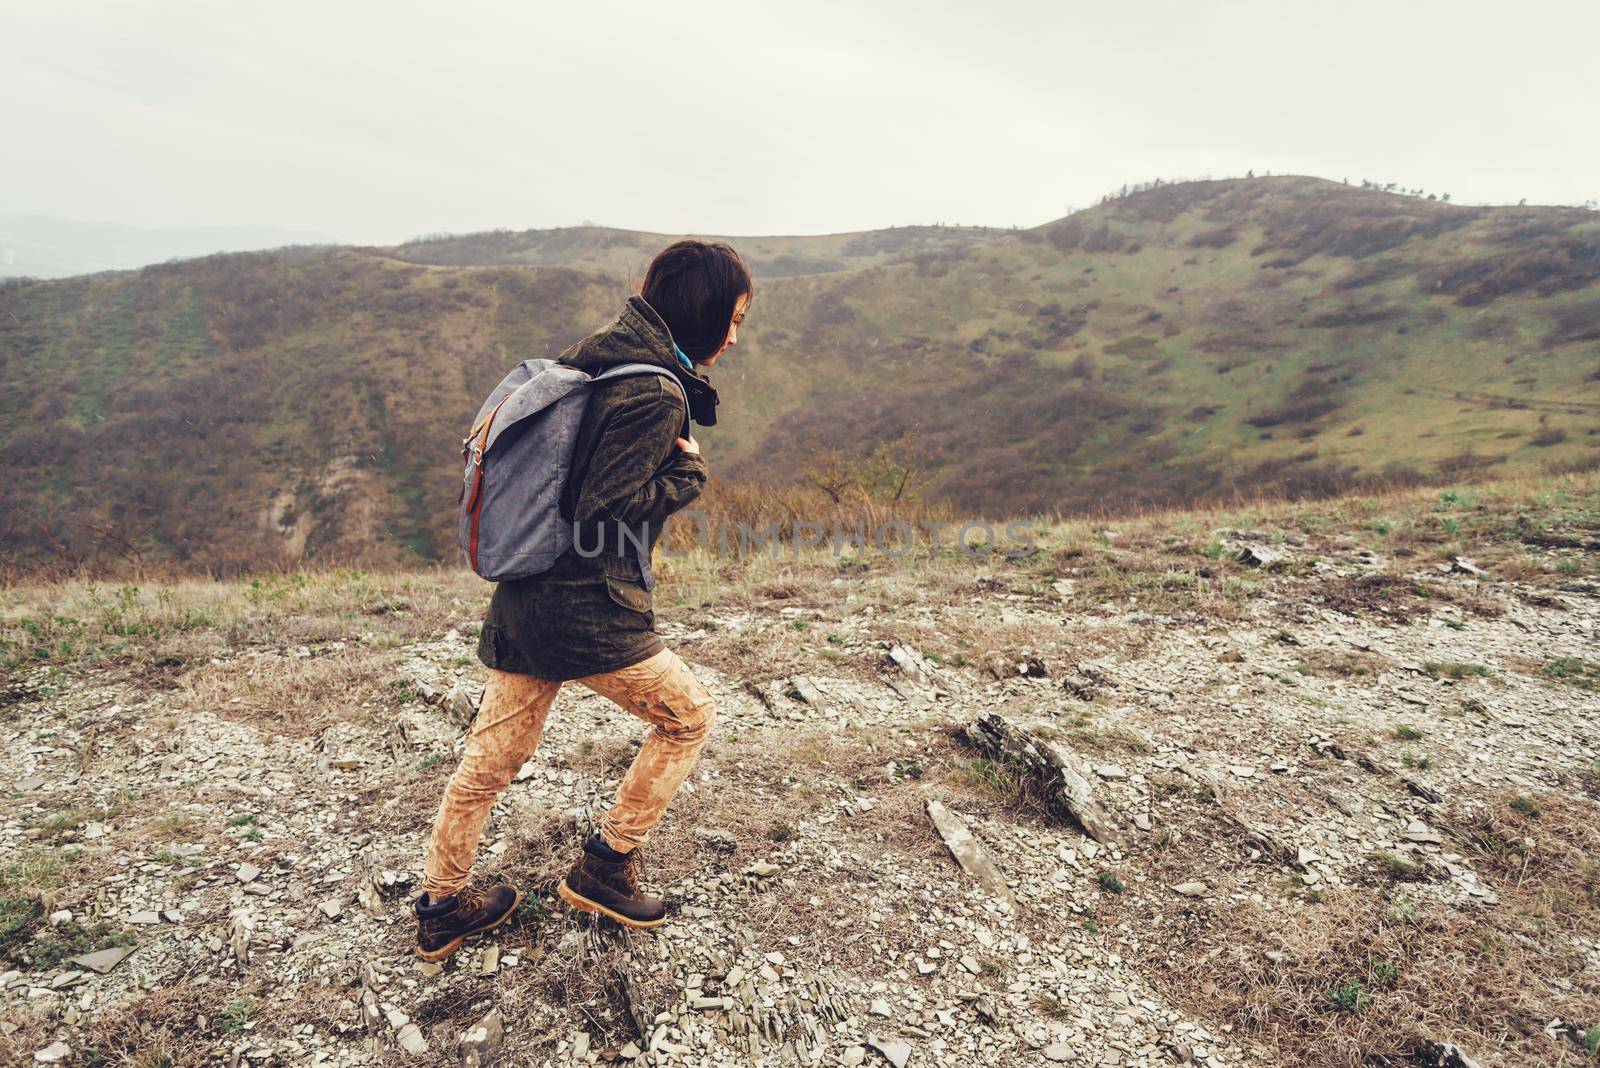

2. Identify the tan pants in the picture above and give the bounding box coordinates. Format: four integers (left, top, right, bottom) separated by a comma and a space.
422, 647, 717, 899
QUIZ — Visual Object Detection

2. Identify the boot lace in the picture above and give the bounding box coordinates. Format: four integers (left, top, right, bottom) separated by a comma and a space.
609, 851, 644, 894
458, 887, 486, 913
624, 855, 641, 894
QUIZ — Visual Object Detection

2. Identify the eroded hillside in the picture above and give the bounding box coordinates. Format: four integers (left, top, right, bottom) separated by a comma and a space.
2, 177, 1597, 576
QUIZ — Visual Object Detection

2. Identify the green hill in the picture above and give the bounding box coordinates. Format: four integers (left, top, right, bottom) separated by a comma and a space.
717, 177, 1600, 513
2, 176, 1596, 575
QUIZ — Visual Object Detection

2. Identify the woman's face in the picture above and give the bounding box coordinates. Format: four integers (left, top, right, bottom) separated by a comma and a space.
699, 293, 750, 368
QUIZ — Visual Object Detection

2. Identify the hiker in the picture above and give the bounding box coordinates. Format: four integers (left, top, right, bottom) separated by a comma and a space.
414, 240, 752, 962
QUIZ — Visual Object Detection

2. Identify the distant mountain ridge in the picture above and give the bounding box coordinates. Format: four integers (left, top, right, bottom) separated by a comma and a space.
0, 214, 338, 279
383, 223, 1009, 279
1, 176, 1596, 575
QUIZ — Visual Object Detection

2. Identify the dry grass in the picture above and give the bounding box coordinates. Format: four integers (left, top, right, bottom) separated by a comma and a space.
5, 472, 1590, 684
10, 977, 247, 1067
0, 567, 481, 670
167, 645, 403, 738
1104, 786, 1600, 1067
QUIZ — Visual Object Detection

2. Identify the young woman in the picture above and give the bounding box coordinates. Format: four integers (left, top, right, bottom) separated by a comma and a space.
414, 240, 752, 961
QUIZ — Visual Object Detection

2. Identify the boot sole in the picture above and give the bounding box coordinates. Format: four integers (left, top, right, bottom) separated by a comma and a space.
414, 887, 523, 962
557, 878, 668, 930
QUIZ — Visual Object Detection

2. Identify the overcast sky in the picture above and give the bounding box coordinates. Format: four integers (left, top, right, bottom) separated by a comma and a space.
4, 0, 1596, 245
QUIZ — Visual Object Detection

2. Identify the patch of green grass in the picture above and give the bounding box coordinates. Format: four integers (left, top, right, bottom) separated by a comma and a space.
0, 583, 221, 669
1392, 723, 1424, 741
1097, 871, 1125, 894
245, 572, 311, 606
1464, 811, 1530, 860
1542, 657, 1599, 690
963, 757, 1017, 799
1510, 794, 1542, 818
515, 895, 551, 924
890, 757, 924, 781
0, 894, 41, 951
1326, 979, 1371, 1013
1388, 893, 1420, 924
216, 997, 255, 1035
1422, 661, 1492, 680
2, 847, 81, 894
29, 921, 136, 969
226, 812, 257, 828
1376, 850, 1424, 881
416, 753, 445, 771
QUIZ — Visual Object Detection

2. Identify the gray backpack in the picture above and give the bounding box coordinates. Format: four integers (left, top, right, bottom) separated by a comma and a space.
458, 358, 684, 586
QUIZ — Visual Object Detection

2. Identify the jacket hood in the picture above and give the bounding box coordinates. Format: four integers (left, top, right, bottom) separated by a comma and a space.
559, 295, 720, 427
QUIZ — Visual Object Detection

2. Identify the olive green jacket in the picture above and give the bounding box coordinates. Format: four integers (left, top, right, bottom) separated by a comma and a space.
476, 296, 717, 680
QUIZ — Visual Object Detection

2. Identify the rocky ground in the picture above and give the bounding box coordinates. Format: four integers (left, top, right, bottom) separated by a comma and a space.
2, 476, 1598, 1066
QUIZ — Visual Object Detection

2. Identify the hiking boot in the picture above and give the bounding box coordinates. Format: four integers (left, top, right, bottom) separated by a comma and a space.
414, 882, 520, 962
557, 834, 668, 929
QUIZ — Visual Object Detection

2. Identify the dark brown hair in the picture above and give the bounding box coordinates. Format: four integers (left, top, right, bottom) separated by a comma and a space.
640, 240, 752, 361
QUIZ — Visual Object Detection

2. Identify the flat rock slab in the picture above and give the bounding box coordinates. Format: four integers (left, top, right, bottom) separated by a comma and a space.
867, 1035, 912, 1068
925, 799, 1015, 909
1238, 543, 1291, 568
68, 946, 134, 974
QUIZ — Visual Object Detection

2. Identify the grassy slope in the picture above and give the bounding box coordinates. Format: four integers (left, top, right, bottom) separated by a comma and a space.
1, 177, 1596, 575
716, 178, 1600, 513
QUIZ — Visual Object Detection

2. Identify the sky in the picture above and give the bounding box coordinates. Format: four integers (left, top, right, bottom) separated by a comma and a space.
3, 0, 1596, 246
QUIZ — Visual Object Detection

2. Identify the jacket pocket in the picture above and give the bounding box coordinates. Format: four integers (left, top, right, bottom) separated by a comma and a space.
604, 574, 654, 618
597, 551, 645, 583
